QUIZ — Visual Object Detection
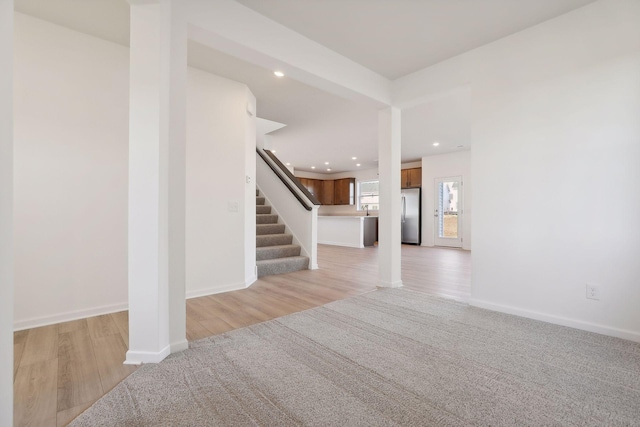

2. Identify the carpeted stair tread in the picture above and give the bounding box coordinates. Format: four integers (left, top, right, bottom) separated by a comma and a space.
256, 205, 272, 214
256, 244, 301, 261
255, 188, 308, 277
256, 214, 278, 224
257, 256, 309, 277
257, 234, 293, 247
256, 223, 285, 235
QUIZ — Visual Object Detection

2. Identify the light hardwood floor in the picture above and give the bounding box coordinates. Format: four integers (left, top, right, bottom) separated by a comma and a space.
13, 244, 470, 426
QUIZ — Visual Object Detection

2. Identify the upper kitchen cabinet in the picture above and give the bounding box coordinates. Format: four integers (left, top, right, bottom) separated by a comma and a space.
299, 178, 323, 199
334, 178, 356, 205
401, 168, 422, 188
321, 180, 335, 205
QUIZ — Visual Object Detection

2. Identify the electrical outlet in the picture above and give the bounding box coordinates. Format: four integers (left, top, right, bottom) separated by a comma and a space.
586, 283, 600, 300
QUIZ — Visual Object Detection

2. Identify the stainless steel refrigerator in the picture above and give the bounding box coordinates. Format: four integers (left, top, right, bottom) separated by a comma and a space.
401, 188, 421, 245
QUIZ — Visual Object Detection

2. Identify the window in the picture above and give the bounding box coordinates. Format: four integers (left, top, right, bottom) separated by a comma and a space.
357, 180, 379, 211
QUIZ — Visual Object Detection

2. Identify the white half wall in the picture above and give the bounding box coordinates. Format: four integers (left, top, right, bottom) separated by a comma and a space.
421, 151, 471, 250
186, 67, 256, 298
13, 13, 130, 329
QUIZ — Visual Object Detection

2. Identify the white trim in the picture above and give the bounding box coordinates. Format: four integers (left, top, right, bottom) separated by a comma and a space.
318, 240, 364, 249
469, 298, 640, 343
377, 280, 403, 289
310, 263, 319, 270
245, 274, 258, 288
124, 344, 171, 365
13, 301, 128, 331
170, 339, 189, 354
185, 281, 247, 300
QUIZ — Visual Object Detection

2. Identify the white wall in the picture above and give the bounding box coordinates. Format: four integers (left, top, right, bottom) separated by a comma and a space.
421, 151, 471, 250
1, 1, 14, 423
395, 0, 640, 341
186, 68, 256, 298
13, 13, 130, 329
13, 13, 257, 327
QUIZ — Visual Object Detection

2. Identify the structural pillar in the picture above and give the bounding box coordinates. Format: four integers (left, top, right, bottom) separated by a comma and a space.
126, 0, 187, 365
378, 107, 403, 288
0, 1, 13, 422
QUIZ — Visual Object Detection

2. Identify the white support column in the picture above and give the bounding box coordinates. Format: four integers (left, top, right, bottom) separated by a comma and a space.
163, 0, 188, 355
126, 0, 187, 365
378, 107, 403, 288
0, 1, 14, 423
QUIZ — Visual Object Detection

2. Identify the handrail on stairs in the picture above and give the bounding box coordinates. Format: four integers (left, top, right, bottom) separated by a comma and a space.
256, 148, 320, 211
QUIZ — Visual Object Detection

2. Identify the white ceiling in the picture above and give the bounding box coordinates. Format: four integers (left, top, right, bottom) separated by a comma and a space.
14, 0, 595, 173
236, 0, 597, 80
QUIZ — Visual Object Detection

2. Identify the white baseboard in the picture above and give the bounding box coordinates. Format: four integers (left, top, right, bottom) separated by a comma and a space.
14, 301, 128, 331
186, 281, 247, 300
245, 274, 258, 288
124, 345, 171, 365
318, 240, 364, 248
170, 339, 189, 354
377, 280, 403, 289
469, 298, 640, 343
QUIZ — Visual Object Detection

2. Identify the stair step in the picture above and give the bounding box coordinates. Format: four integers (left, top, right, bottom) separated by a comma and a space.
256, 224, 285, 235
256, 244, 302, 261
256, 205, 271, 214
256, 197, 265, 205
257, 256, 309, 277
257, 233, 293, 247
257, 214, 278, 224
256, 189, 259, 197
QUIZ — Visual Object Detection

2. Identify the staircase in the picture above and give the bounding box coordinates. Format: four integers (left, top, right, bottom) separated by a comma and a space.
256, 190, 309, 277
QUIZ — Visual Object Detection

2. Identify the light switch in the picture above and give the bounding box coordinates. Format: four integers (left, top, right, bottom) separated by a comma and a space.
246, 175, 252, 184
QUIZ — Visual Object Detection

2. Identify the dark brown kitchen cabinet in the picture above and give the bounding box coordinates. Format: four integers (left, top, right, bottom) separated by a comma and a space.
298, 178, 323, 201
401, 168, 422, 188
321, 180, 335, 205
333, 178, 356, 205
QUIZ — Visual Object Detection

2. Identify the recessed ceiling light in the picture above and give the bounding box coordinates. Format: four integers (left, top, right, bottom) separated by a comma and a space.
324, 162, 329, 165
271, 150, 276, 153
285, 162, 290, 166
274, 71, 284, 77
311, 166, 316, 169
327, 168, 332, 171
356, 163, 361, 167
433, 142, 440, 147
351, 157, 357, 160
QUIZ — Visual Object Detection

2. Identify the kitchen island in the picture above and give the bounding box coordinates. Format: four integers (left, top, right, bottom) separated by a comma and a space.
317, 216, 378, 248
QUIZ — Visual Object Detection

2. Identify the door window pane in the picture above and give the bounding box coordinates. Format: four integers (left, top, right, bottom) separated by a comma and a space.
438, 181, 458, 238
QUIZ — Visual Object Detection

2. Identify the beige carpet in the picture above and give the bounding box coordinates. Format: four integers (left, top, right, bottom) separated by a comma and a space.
70, 289, 640, 426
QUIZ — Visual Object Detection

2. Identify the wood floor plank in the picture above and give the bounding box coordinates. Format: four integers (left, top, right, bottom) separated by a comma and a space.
13, 330, 28, 380
109, 311, 130, 348
91, 334, 137, 393
57, 329, 103, 412
14, 358, 58, 427
86, 314, 120, 341
19, 324, 59, 367
57, 319, 88, 335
